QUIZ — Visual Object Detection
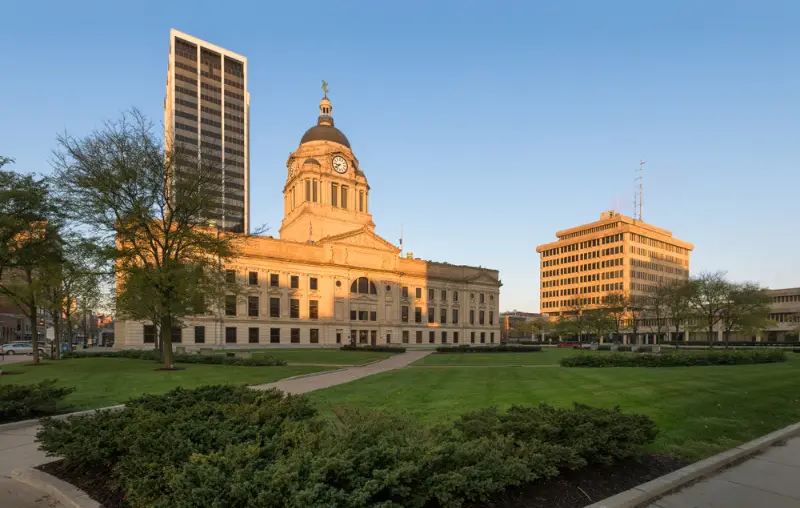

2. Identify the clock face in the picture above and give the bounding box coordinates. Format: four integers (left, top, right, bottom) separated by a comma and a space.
332, 156, 348, 174
288, 160, 296, 178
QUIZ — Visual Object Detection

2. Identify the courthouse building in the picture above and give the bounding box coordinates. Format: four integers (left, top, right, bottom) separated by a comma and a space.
116, 94, 502, 347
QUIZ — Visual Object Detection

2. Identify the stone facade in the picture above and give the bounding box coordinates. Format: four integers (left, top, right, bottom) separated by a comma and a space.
116, 94, 501, 347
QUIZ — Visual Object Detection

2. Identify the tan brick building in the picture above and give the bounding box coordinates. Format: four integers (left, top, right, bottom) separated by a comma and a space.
116, 94, 501, 347
536, 211, 694, 316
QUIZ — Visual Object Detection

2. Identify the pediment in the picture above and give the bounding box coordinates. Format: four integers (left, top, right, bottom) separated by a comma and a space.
319, 227, 400, 253
469, 272, 501, 285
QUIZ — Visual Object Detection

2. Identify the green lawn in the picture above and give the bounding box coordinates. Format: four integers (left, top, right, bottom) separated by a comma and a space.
0, 358, 332, 411
412, 348, 579, 366
224, 348, 393, 365
311, 353, 800, 461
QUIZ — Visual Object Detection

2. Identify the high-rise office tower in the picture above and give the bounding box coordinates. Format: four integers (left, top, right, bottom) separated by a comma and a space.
165, 29, 250, 233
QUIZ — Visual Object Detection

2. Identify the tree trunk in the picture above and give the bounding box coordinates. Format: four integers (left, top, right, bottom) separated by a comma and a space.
29, 302, 40, 365
53, 314, 61, 360
708, 323, 714, 348
674, 323, 681, 349
160, 314, 173, 369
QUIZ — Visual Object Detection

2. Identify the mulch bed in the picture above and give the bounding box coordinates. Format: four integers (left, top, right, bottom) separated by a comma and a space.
39, 454, 686, 508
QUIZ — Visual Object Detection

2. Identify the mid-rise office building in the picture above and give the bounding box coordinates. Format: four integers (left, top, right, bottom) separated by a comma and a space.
536, 211, 694, 315
165, 29, 250, 232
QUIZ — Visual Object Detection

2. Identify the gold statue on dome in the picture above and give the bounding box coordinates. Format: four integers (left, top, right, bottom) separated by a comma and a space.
322, 80, 329, 96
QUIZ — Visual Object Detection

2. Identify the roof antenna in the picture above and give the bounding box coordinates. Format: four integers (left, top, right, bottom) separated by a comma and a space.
634, 160, 646, 220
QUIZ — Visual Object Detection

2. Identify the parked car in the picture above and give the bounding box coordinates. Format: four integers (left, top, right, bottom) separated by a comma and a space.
557, 342, 582, 348
1, 342, 46, 356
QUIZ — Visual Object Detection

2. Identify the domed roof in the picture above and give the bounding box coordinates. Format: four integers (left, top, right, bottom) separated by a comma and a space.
300, 124, 351, 149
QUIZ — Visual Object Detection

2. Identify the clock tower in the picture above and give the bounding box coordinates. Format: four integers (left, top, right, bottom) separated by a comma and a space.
279, 92, 374, 243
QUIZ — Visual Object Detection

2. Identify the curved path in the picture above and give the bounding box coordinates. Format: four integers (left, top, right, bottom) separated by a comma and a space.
251, 350, 431, 394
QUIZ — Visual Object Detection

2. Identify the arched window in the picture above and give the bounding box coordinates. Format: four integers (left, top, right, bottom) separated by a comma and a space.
350, 277, 377, 295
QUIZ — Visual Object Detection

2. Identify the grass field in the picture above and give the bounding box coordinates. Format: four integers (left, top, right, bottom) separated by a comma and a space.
224, 348, 393, 365
0, 358, 332, 411
311, 351, 800, 460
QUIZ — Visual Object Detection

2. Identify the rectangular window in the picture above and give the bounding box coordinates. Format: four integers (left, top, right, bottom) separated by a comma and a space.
194, 326, 205, 343
331, 183, 338, 206
429, 331, 435, 344
441, 290, 447, 301
290, 275, 299, 288
428, 288, 435, 300
440, 308, 447, 324
479, 311, 485, 325
310, 329, 319, 344
270, 297, 280, 317
453, 291, 458, 302
336, 331, 341, 343
341, 185, 348, 209
452, 309, 459, 324
416, 331, 423, 343
401, 306, 409, 322
370, 311, 377, 321
305, 180, 310, 201
386, 333, 391, 344
310, 277, 318, 290
441, 331, 447, 343
225, 270, 236, 283
358, 310, 369, 321
171, 327, 182, 344
270, 274, 279, 287
480, 332, 486, 343
143, 325, 155, 343
225, 295, 237, 316
290, 299, 300, 319
312, 180, 318, 202
359, 190, 364, 212
248, 271, 258, 285
470, 310, 475, 325
309, 300, 319, 319
415, 287, 422, 298
489, 311, 494, 325
480, 293, 485, 304
248, 296, 259, 317
454, 331, 459, 343
248, 327, 259, 344
402, 331, 409, 343
414, 307, 422, 323
225, 327, 237, 344
402, 286, 409, 297
428, 308, 435, 323
490, 332, 495, 344
291, 328, 300, 343
270, 328, 280, 344
471, 331, 475, 344
371, 330, 377, 344
350, 310, 357, 320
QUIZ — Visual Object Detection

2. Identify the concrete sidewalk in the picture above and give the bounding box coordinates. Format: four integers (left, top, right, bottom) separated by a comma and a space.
650, 436, 800, 508
251, 349, 431, 394
0, 422, 61, 507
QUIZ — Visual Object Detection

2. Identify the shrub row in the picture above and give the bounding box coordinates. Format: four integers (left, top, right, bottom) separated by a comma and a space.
62, 350, 286, 366
662, 341, 800, 347
1, 379, 75, 424
436, 345, 542, 353
37, 385, 657, 508
561, 349, 787, 368
339, 345, 407, 353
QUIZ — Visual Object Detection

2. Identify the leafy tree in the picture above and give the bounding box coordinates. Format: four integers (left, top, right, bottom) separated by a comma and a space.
553, 314, 581, 340
583, 309, 615, 342
0, 157, 63, 364
663, 280, 693, 346
643, 281, 671, 343
688, 271, 732, 346
52, 111, 244, 369
602, 292, 629, 343
719, 282, 772, 347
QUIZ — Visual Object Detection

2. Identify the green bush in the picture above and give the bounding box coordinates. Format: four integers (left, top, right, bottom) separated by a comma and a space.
62, 350, 286, 366
339, 345, 406, 353
37, 385, 657, 508
616, 345, 632, 352
436, 345, 542, 353
0, 379, 75, 423
561, 349, 787, 368
597, 345, 612, 351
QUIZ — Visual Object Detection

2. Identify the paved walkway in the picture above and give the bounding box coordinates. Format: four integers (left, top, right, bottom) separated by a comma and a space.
251, 350, 431, 394
0, 423, 61, 507
650, 436, 800, 508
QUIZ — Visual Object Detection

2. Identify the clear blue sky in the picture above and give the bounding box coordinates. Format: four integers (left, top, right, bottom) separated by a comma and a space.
3, 1, 799, 311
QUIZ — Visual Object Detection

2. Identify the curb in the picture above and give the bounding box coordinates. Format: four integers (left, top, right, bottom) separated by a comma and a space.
12, 467, 101, 508
0, 405, 126, 432
587, 421, 800, 508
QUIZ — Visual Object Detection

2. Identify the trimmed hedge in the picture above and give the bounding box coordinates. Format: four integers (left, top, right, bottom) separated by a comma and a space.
37, 385, 657, 508
663, 341, 800, 347
436, 345, 542, 353
62, 350, 286, 366
561, 349, 787, 368
1, 379, 75, 424
339, 345, 407, 353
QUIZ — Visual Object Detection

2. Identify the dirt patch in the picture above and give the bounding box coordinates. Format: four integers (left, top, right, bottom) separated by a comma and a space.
154, 367, 186, 371
22, 362, 53, 367
0, 370, 23, 375
39, 454, 685, 508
